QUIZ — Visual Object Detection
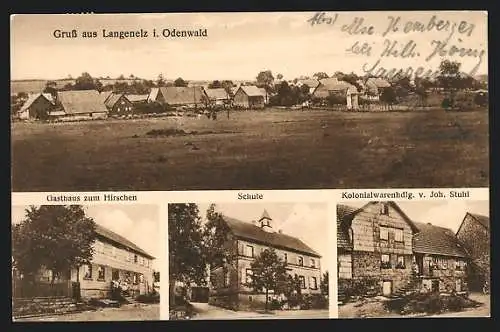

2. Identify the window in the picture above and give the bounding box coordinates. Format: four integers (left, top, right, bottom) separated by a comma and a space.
245, 268, 253, 284
133, 273, 138, 285
298, 256, 304, 266
310, 277, 318, 289
310, 258, 315, 268
284, 253, 288, 263
299, 276, 306, 289
396, 255, 405, 269
394, 229, 403, 242
134, 254, 138, 263
381, 254, 391, 269
112, 269, 119, 281
245, 245, 254, 258
83, 264, 92, 280
97, 266, 105, 281
380, 227, 389, 240
381, 204, 389, 215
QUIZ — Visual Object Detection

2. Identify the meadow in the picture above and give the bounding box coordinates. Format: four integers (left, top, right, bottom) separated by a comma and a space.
11, 108, 489, 191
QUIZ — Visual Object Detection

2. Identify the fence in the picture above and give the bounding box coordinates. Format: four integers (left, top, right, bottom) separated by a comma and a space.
12, 278, 73, 299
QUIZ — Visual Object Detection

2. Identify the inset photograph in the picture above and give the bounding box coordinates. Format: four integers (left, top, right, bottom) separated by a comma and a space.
11, 204, 161, 322
336, 200, 490, 318
168, 203, 330, 320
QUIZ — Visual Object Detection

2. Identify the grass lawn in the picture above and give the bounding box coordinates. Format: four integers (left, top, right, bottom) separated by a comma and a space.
11, 108, 489, 191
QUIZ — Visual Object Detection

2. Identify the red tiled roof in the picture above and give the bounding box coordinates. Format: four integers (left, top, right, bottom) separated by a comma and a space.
94, 224, 155, 259
223, 216, 321, 258
413, 222, 468, 258
159, 86, 206, 105
57, 90, 108, 115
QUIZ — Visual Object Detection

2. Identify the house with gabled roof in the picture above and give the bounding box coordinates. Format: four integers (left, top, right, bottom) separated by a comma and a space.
69, 223, 156, 299
337, 201, 469, 300
104, 92, 134, 115
18, 93, 56, 120
456, 212, 490, 291
55, 90, 109, 120
209, 210, 322, 310
205, 88, 231, 107
146, 86, 207, 108
313, 78, 359, 110
232, 85, 267, 109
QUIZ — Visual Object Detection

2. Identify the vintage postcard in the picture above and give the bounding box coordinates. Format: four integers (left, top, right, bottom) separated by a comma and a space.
336, 200, 490, 318
11, 204, 161, 322
10, 11, 489, 192
168, 202, 330, 320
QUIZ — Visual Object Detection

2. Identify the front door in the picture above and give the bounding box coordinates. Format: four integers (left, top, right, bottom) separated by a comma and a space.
382, 281, 392, 296
431, 280, 440, 292
456, 279, 462, 292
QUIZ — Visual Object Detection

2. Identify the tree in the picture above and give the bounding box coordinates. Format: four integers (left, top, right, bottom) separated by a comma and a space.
12, 205, 96, 284
320, 271, 329, 296
202, 204, 231, 270
313, 72, 329, 80
437, 60, 462, 108
168, 204, 206, 306
246, 248, 288, 312
157, 74, 165, 87
380, 86, 397, 110
74, 72, 102, 91
276, 73, 284, 80
43, 81, 58, 98
174, 77, 188, 87
208, 80, 222, 89
256, 70, 275, 90
118, 74, 126, 80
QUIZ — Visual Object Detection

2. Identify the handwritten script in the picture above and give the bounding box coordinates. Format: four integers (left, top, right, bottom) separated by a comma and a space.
307, 12, 486, 80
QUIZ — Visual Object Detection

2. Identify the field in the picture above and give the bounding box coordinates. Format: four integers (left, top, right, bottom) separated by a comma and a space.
11, 109, 489, 191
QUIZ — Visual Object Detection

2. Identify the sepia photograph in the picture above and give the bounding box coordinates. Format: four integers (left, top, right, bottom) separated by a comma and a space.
10, 11, 489, 192
11, 204, 161, 321
336, 200, 490, 318
168, 202, 330, 320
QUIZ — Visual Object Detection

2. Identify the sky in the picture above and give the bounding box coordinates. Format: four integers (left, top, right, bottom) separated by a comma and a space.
11, 205, 161, 270
343, 200, 489, 233
10, 11, 487, 81
197, 202, 330, 272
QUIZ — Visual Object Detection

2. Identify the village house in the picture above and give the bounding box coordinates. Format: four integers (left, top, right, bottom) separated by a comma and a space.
71, 224, 155, 299
337, 202, 469, 299
209, 210, 322, 310
104, 93, 134, 115
232, 85, 267, 109
205, 88, 231, 107
12, 223, 155, 301
126, 94, 149, 105
455, 212, 490, 291
147, 86, 207, 109
363, 77, 392, 100
312, 78, 359, 110
54, 90, 109, 121
296, 79, 320, 95
17, 93, 55, 120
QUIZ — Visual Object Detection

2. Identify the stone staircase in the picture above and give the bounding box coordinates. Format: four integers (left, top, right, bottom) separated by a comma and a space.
12, 296, 86, 319
337, 288, 347, 305
390, 272, 421, 299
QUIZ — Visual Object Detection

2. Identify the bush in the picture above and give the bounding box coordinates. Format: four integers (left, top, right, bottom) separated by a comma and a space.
136, 292, 160, 304
339, 278, 379, 300
386, 292, 474, 315
269, 298, 283, 310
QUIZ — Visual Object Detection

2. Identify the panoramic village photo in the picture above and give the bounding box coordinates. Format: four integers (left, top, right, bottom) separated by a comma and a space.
168, 202, 330, 319
336, 200, 490, 318
11, 204, 161, 321
10, 12, 489, 192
